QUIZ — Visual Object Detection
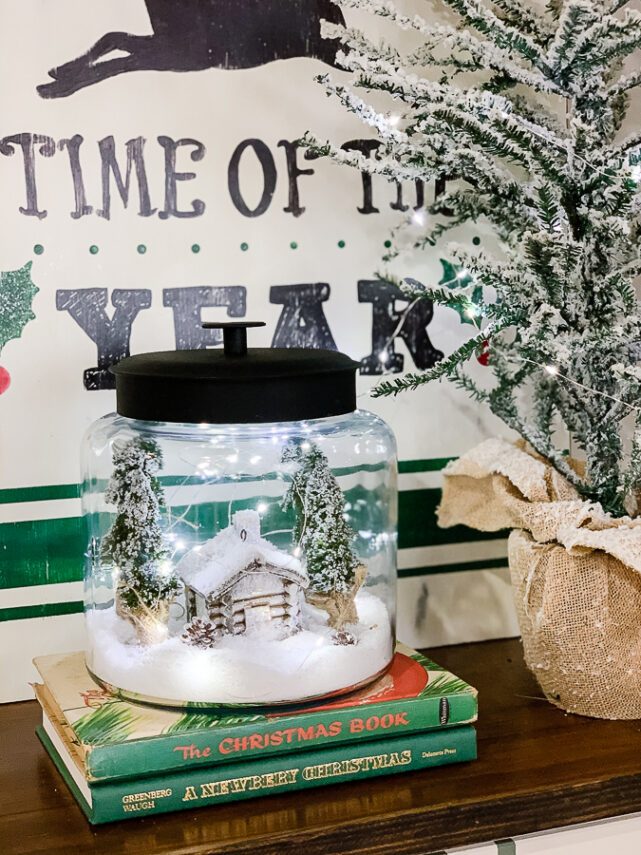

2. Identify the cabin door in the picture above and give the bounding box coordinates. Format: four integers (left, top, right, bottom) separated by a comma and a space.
244, 602, 272, 633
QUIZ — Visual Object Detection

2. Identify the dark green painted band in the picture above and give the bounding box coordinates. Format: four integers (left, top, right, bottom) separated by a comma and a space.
398, 457, 455, 473
0, 483, 80, 504
0, 456, 512, 605
0, 516, 84, 590
0, 455, 455, 506
398, 489, 504, 549
0, 496, 507, 592
397, 558, 509, 578
0, 561, 511, 619
0, 600, 84, 622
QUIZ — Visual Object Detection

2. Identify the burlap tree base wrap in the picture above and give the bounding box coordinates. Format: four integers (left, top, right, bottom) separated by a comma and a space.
306, 564, 367, 629
438, 438, 641, 719
116, 594, 170, 645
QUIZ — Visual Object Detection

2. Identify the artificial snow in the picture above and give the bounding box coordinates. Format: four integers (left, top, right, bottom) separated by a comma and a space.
176, 509, 306, 597
86, 590, 393, 705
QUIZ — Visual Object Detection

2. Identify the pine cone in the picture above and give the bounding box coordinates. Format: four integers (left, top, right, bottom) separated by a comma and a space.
182, 618, 219, 649
332, 630, 356, 646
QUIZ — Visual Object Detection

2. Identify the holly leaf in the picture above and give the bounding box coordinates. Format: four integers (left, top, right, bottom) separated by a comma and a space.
0, 262, 39, 354
439, 259, 483, 326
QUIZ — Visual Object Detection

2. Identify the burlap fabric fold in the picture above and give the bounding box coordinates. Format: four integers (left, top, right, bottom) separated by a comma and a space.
438, 438, 641, 719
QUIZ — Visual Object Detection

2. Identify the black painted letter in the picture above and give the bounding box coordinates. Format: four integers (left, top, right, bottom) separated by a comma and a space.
277, 140, 314, 217
59, 135, 92, 219
270, 283, 336, 349
56, 288, 152, 389
340, 140, 381, 215
163, 286, 247, 350
97, 136, 155, 220
228, 139, 276, 217
358, 279, 442, 375
0, 133, 56, 218
157, 136, 205, 219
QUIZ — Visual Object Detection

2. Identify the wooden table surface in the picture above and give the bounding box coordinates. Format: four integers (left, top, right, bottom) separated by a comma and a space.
3, 637, 641, 855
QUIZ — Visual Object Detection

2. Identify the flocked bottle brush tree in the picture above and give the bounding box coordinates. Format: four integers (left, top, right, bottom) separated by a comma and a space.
307, 0, 641, 719
101, 436, 179, 646
281, 439, 366, 632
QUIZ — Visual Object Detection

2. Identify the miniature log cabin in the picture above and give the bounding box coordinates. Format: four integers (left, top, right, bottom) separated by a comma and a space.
177, 510, 308, 639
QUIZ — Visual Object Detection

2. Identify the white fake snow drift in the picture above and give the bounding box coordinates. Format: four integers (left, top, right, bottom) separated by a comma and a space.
87, 590, 393, 705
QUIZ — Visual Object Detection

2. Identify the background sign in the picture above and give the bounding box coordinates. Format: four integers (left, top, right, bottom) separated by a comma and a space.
0, 0, 517, 702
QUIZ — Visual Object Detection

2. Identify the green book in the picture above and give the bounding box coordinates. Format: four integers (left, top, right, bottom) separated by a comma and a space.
37, 711, 476, 824
33, 643, 477, 782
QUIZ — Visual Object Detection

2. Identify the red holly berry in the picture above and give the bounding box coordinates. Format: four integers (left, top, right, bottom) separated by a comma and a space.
476, 340, 490, 366
0, 366, 10, 394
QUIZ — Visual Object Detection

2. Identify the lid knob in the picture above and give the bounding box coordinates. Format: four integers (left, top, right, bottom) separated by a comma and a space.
202, 321, 266, 357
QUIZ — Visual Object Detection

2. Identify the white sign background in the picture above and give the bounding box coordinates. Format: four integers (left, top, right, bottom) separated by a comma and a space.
0, 0, 517, 702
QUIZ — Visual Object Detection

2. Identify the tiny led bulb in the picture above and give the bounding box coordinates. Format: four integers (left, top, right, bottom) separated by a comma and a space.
544, 364, 559, 376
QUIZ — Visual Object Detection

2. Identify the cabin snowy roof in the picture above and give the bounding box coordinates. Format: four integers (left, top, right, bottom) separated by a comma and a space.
176, 509, 307, 598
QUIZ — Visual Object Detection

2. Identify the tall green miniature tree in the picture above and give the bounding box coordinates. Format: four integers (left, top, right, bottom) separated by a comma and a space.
309, 0, 641, 517
102, 436, 178, 639
282, 441, 360, 592
282, 441, 363, 628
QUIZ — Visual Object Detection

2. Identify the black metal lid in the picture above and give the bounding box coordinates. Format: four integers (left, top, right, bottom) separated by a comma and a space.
110, 322, 359, 424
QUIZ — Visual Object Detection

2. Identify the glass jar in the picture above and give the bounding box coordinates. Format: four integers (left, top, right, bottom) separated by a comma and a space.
81, 323, 397, 707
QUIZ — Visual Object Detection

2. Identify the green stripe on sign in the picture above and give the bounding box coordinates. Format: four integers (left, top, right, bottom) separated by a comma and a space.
3, 458, 506, 597
0, 483, 79, 504
0, 517, 85, 589
0, 456, 457, 506
398, 489, 505, 549
0, 495, 503, 591
398, 558, 508, 578
398, 458, 455, 474
0, 600, 84, 622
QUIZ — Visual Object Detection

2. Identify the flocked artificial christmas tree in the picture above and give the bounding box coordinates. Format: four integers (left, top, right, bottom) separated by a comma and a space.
309, 0, 641, 518
307, 0, 641, 718
281, 440, 365, 629
101, 436, 179, 644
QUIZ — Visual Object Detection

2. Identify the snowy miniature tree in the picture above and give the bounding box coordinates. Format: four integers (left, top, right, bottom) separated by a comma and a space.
308, 0, 641, 518
281, 440, 365, 628
101, 436, 179, 643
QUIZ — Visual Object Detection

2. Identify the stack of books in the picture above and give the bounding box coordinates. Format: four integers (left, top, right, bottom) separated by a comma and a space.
34, 642, 477, 824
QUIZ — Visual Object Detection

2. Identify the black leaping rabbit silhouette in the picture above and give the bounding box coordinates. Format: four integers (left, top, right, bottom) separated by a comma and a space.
38, 0, 346, 98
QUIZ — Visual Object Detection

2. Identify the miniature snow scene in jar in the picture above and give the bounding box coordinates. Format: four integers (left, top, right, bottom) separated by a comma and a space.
82, 322, 397, 706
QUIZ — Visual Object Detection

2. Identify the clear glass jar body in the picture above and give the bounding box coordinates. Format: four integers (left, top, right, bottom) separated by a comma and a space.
81, 410, 397, 707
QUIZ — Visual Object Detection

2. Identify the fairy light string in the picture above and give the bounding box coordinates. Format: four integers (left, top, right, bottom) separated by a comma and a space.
521, 357, 641, 415
365, 287, 641, 418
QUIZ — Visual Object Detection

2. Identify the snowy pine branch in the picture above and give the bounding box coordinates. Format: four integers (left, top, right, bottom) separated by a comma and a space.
609, 68, 641, 96
372, 319, 512, 397
438, 0, 553, 71
491, 0, 554, 44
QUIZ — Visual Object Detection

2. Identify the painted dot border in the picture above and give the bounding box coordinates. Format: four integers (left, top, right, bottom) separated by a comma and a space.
29, 236, 481, 257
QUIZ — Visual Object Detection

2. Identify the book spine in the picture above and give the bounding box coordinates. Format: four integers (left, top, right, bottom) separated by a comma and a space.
88, 693, 478, 780
90, 726, 476, 823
